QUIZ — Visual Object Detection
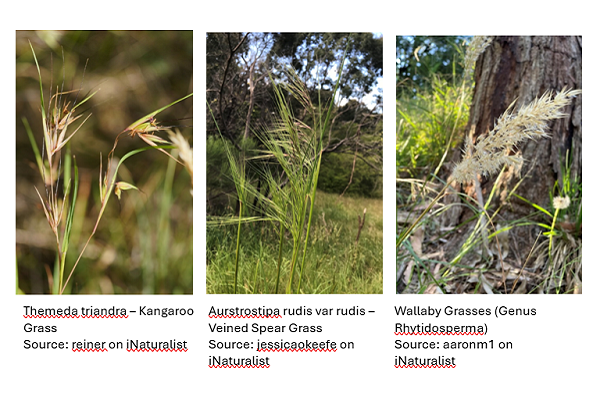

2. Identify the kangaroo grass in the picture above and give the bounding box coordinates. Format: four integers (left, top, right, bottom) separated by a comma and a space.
61, 145, 178, 294
26, 43, 193, 294
61, 97, 193, 294
28, 42, 96, 294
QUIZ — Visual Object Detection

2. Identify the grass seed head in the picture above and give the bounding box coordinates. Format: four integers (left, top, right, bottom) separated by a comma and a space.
451, 88, 581, 184
168, 129, 193, 195
463, 36, 492, 82
553, 196, 571, 210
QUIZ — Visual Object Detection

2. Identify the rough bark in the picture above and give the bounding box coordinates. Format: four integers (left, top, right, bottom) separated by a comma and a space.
463, 36, 582, 253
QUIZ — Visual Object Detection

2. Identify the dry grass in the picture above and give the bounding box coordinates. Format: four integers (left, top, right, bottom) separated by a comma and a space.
21, 42, 193, 294
451, 88, 582, 184
169, 129, 194, 195
398, 83, 582, 294
462, 36, 491, 81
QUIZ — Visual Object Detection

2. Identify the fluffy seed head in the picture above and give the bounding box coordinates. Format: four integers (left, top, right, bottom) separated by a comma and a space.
463, 36, 492, 82
451, 88, 581, 184
553, 196, 571, 210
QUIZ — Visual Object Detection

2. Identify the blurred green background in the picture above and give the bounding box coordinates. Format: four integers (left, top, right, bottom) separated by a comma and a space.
16, 30, 193, 294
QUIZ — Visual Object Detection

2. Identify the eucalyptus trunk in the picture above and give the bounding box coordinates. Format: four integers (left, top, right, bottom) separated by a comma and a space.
455, 36, 582, 253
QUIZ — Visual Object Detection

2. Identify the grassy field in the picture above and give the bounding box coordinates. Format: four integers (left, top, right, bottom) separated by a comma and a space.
207, 190, 382, 294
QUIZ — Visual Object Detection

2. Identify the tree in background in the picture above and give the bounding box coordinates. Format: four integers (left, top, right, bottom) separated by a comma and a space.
206, 33, 383, 215
397, 36, 581, 293
396, 36, 468, 96
268, 33, 383, 103
458, 36, 582, 254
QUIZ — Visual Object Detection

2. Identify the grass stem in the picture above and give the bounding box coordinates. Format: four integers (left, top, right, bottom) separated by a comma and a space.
234, 200, 243, 294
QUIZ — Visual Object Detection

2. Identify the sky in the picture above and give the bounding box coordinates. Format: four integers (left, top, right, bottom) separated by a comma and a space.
241, 32, 383, 112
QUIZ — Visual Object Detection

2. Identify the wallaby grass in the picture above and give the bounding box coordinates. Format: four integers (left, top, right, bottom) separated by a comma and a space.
397, 172, 581, 294
207, 190, 382, 294
396, 36, 582, 294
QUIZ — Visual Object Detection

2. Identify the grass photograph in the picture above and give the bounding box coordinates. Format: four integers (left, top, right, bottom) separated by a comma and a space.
16, 30, 193, 294
206, 33, 383, 294
396, 36, 582, 294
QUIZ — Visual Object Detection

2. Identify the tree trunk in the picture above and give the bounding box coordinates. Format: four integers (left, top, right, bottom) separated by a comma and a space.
243, 58, 257, 139
465, 36, 582, 252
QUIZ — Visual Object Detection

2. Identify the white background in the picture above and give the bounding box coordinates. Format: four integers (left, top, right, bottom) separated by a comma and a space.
3, 1, 597, 399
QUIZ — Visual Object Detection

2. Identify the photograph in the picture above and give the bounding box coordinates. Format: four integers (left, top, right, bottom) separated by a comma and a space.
396, 36, 582, 294
206, 33, 383, 294
16, 30, 193, 294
